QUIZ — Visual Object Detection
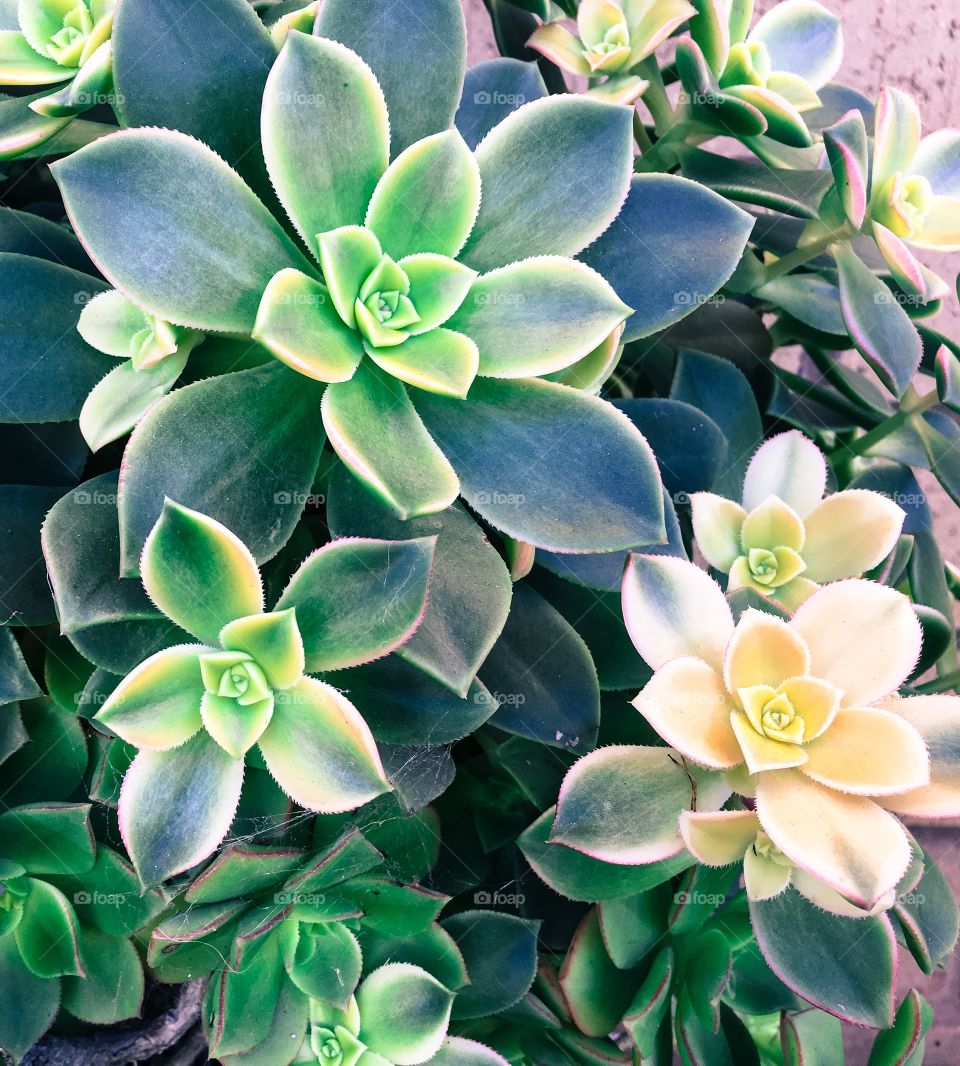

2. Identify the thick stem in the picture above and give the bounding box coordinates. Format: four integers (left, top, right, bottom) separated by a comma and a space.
914, 670, 960, 695
762, 231, 848, 282
635, 57, 675, 135
842, 386, 940, 459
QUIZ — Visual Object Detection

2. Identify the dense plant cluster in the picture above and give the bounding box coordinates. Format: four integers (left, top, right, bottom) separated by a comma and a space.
1, 0, 960, 1062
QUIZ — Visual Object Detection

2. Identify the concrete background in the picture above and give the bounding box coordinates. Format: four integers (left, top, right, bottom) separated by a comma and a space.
460, 1, 960, 1059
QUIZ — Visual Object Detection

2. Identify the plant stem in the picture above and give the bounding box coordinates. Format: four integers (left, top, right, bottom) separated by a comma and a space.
914, 670, 960, 695
636, 58, 675, 135
842, 386, 940, 458
762, 231, 848, 282
635, 121, 691, 172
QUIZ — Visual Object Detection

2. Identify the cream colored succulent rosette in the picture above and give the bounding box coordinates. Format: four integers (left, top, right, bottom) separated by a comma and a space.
690, 429, 905, 609
623, 552, 960, 918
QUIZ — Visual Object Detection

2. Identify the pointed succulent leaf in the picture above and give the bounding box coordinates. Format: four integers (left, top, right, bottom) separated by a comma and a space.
95, 644, 205, 750
455, 58, 548, 150
0, 91, 72, 162
0, 30, 71, 82
447, 256, 630, 379
318, 225, 384, 329
724, 84, 813, 147
426, 1038, 510, 1065
252, 269, 364, 382
219, 610, 305, 691
257, 676, 389, 813
119, 731, 245, 886
872, 87, 921, 195
366, 328, 480, 399
262, 32, 388, 250
461, 95, 633, 272
316, 0, 466, 155
823, 109, 869, 228
834, 240, 922, 396
355, 963, 453, 1065
80, 348, 189, 451
200, 692, 274, 759
579, 174, 755, 342
749, 0, 842, 88
52, 129, 310, 332
31, 38, 112, 117
77, 289, 152, 358
560, 908, 636, 1037
322, 362, 460, 520
366, 130, 481, 260
0, 803, 95, 875
118, 362, 326, 575
750, 888, 896, 1027
415, 377, 665, 552
142, 500, 264, 645
15, 878, 84, 978
552, 745, 727, 864
276, 536, 436, 672
287, 923, 362, 1008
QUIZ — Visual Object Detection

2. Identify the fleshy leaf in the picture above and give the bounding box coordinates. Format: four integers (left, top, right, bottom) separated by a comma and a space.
142, 500, 263, 645
322, 362, 460, 520
119, 731, 245, 886
357, 963, 454, 1065
366, 328, 480, 399
0, 931, 60, 1059
200, 691, 274, 759
96, 644, 205, 750
15, 878, 83, 978
257, 676, 389, 813
749, 0, 842, 89
461, 95, 633, 272
277, 536, 436, 672
52, 128, 309, 332
822, 109, 868, 228
455, 58, 548, 150
366, 130, 481, 260
552, 745, 726, 864
0, 804, 95, 876
318, 225, 383, 329
315, 0, 466, 155
219, 610, 305, 691
252, 269, 363, 382
415, 377, 665, 552
261, 32, 389, 250
448, 256, 630, 379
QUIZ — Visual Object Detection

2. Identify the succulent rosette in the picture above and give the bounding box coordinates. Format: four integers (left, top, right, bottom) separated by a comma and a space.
0, 0, 114, 157
527, 0, 696, 105
93, 498, 443, 885
676, 0, 842, 148
691, 429, 904, 607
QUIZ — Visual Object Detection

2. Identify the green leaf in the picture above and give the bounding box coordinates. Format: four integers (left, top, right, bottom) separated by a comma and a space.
43, 473, 192, 673
317, 226, 384, 329
252, 268, 363, 382
322, 361, 459, 520
0, 253, 108, 422
0, 804, 94, 876
0, 205, 94, 272
327, 465, 512, 697
355, 963, 453, 1064
0, 485, 61, 625
756, 273, 846, 336
822, 109, 869, 227
750, 888, 897, 1028
560, 909, 638, 1037
208, 929, 287, 1057
257, 676, 389, 813
118, 362, 326, 575
316, 0, 466, 155
219, 978, 308, 1066
580, 174, 755, 342
62, 929, 143, 1023
0, 930, 60, 1060
112, 0, 275, 195
461, 95, 633, 272
867, 989, 933, 1066
749, 0, 843, 88
0, 701, 88, 808
0, 90, 72, 162
442, 911, 540, 1020
449, 257, 629, 378
262, 31, 388, 250
598, 887, 672, 968
367, 328, 480, 400
426, 1037, 511, 1065
288, 923, 362, 1008
670, 349, 763, 498
96, 644, 205, 750
894, 847, 960, 975
119, 731, 245, 886
186, 844, 302, 906
276, 536, 436, 672
414, 377, 665, 552
677, 146, 831, 219
367, 130, 480, 260
622, 947, 674, 1058
51, 846, 163, 938
834, 241, 922, 396
15, 878, 83, 978
142, 499, 264, 645
455, 58, 548, 150
328, 656, 497, 745
0, 629, 40, 705
478, 583, 599, 751
220, 610, 305, 691
551, 747, 720, 864
52, 129, 310, 333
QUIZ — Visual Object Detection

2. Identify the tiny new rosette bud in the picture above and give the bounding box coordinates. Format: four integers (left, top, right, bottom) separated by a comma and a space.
690, 430, 904, 608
